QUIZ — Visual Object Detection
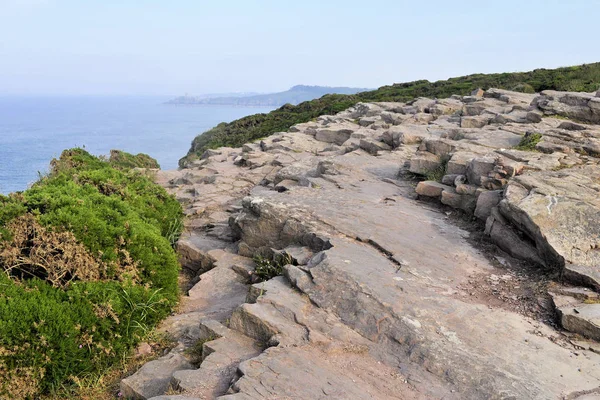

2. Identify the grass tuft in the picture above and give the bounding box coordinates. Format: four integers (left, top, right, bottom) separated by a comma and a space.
514, 132, 542, 151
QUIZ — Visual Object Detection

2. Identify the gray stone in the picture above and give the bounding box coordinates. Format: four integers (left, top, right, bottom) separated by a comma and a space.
466, 156, 497, 186
177, 235, 227, 273
455, 183, 478, 196
534, 90, 600, 124
315, 128, 354, 145
152, 89, 600, 400
440, 189, 477, 213
475, 190, 503, 220
552, 294, 600, 341
461, 115, 491, 128
358, 116, 378, 127
120, 353, 193, 400
441, 174, 461, 186
526, 111, 543, 123
381, 125, 432, 147
485, 210, 544, 266
501, 166, 600, 271
558, 121, 587, 131
359, 138, 391, 155
409, 152, 442, 175
447, 152, 479, 176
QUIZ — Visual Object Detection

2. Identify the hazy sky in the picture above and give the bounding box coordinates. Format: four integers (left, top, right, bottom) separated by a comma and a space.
1, 0, 598, 95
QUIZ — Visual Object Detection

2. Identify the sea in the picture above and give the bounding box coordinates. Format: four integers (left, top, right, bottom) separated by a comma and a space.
0, 96, 275, 194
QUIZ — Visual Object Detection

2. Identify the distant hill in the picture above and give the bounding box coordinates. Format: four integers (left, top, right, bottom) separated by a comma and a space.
165, 85, 372, 107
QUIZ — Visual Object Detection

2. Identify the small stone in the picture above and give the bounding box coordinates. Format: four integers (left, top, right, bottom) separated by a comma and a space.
135, 342, 153, 358
441, 174, 461, 186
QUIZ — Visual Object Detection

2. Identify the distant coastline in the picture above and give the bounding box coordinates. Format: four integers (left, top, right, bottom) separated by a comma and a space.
165, 85, 371, 107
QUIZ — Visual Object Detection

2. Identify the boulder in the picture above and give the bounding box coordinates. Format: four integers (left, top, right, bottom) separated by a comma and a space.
474, 190, 503, 220
358, 117, 378, 127
315, 128, 354, 145
466, 156, 497, 186
408, 97, 436, 113
461, 115, 491, 128
441, 174, 461, 186
382, 125, 432, 148
415, 181, 452, 198
359, 139, 392, 155
409, 152, 442, 175
120, 353, 193, 400
533, 91, 600, 124
455, 183, 479, 196
484, 209, 544, 266
380, 111, 409, 125
500, 166, 600, 271
440, 189, 477, 213
551, 293, 600, 341
447, 152, 479, 176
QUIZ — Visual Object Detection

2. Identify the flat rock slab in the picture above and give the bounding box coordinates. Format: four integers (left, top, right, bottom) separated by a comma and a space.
234, 149, 600, 398
415, 180, 451, 198
148, 396, 201, 400
120, 352, 193, 400
222, 344, 419, 400
553, 294, 600, 341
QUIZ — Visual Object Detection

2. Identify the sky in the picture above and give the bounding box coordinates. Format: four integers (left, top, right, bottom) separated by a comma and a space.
0, 0, 599, 96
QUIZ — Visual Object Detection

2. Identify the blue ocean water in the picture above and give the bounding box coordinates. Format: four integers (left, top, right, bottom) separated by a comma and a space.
0, 96, 274, 194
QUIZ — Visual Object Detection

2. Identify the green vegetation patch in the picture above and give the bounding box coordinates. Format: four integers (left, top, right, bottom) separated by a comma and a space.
425, 154, 451, 183
253, 252, 294, 282
180, 62, 600, 166
0, 148, 183, 398
515, 132, 543, 151
108, 149, 160, 169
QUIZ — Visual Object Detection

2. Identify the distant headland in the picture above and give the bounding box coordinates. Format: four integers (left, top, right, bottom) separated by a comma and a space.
165, 85, 372, 107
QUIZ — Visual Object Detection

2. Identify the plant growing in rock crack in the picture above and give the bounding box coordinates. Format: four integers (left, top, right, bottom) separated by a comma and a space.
185, 336, 216, 365
514, 132, 542, 151
165, 218, 184, 248
253, 252, 294, 282
425, 154, 451, 182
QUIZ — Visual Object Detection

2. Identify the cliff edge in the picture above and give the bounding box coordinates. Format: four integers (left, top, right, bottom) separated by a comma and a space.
123, 88, 600, 399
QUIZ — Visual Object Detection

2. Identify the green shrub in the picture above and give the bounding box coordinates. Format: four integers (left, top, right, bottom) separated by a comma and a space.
0, 148, 183, 398
108, 149, 160, 169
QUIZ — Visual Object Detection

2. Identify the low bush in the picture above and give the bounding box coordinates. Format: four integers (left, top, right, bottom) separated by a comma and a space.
108, 150, 160, 170
0, 148, 183, 398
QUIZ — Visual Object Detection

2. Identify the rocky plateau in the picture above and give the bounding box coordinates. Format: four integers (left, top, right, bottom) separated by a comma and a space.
121, 88, 600, 399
